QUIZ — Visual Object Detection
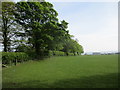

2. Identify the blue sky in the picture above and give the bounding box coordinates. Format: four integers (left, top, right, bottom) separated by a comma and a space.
50, 2, 118, 52
5, 0, 118, 53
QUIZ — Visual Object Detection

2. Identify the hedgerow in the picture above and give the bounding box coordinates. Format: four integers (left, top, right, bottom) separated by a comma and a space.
49, 51, 65, 56
2, 52, 29, 65
2, 51, 79, 66
49, 51, 76, 56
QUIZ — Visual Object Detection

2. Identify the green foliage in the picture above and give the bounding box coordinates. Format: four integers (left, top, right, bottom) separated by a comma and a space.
13, 1, 74, 59
48, 50, 77, 56
62, 37, 84, 55
1, 2, 16, 52
14, 3, 57, 44
52, 51, 65, 56
1, 1, 84, 60
68, 52, 75, 56
49, 50, 65, 56
2, 52, 29, 65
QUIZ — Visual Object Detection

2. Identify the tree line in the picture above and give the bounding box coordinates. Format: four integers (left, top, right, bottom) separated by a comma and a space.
1, 0, 84, 59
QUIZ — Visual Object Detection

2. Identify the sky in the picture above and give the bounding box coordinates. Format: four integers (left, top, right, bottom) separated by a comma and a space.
1, 0, 118, 53
50, 2, 118, 53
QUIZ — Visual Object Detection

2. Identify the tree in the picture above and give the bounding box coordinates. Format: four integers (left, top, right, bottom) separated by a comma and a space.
0, 2, 15, 52
62, 37, 84, 56
14, 1, 69, 58
46, 20, 70, 51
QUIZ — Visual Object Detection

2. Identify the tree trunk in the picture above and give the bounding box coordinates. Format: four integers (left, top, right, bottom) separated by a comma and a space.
2, 16, 9, 52
74, 52, 76, 56
66, 52, 68, 56
3, 29, 8, 52
34, 43, 41, 59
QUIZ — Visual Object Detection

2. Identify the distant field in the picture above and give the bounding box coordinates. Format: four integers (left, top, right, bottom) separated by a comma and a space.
2, 55, 118, 88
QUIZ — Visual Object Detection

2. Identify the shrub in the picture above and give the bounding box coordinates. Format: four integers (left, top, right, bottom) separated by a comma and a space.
49, 50, 53, 56
49, 51, 65, 56
2, 52, 29, 65
54, 51, 65, 56
49, 51, 77, 56
68, 53, 75, 56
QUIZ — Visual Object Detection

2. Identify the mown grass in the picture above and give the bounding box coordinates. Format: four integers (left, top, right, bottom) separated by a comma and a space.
2, 55, 118, 88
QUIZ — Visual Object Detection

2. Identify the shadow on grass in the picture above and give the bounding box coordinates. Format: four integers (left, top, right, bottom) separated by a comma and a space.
3, 73, 118, 88
52, 73, 118, 88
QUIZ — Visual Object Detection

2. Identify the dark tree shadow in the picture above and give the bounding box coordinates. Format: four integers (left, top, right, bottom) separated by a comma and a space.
51, 73, 118, 88
2, 73, 118, 88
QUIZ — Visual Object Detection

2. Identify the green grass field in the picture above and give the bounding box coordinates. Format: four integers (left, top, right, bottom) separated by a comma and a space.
2, 55, 118, 88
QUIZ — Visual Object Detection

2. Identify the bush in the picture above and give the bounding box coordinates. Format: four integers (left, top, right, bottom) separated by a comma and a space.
49, 51, 65, 56
49, 51, 77, 56
2, 52, 29, 65
49, 50, 53, 56
68, 53, 75, 56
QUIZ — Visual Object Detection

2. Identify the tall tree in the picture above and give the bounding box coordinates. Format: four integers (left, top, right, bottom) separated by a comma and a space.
62, 37, 84, 56
0, 2, 15, 52
46, 20, 70, 51
14, 1, 69, 58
